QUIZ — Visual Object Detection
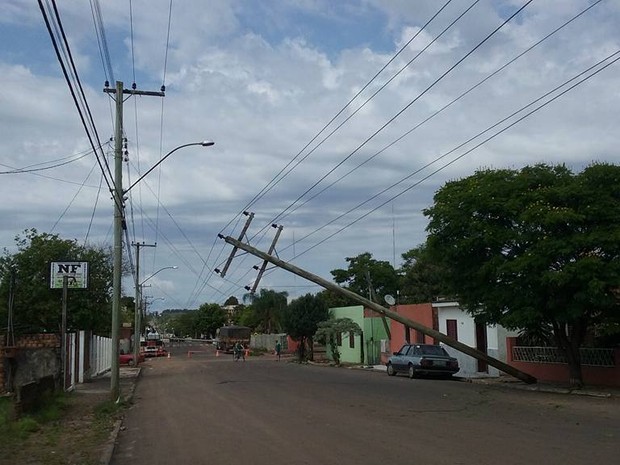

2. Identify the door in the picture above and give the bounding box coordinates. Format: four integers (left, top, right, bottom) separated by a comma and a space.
475, 323, 488, 373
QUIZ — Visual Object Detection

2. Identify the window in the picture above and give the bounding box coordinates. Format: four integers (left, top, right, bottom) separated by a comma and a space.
349, 331, 355, 349
446, 319, 458, 341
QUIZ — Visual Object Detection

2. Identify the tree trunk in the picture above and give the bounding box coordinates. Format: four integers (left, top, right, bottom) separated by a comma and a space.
298, 336, 306, 362
308, 336, 314, 361
552, 320, 586, 388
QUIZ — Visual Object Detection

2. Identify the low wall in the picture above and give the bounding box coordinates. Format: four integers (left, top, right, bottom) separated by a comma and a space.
1, 334, 61, 396
506, 337, 620, 387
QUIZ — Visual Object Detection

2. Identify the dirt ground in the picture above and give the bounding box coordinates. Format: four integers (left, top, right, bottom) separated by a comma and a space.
0, 382, 125, 465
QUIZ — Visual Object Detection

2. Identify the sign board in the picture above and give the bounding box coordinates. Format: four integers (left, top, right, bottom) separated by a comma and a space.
50, 261, 89, 289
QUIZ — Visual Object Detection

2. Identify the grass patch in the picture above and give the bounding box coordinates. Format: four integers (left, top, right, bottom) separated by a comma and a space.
0, 391, 68, 446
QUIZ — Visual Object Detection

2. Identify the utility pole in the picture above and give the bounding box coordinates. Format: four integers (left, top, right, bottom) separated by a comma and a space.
133, 242, 156, 366
219, 234, 537, 384
104, 81, 164, 401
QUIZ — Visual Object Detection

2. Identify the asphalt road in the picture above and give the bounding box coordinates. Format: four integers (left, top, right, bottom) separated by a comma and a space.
111, 343, 618, 465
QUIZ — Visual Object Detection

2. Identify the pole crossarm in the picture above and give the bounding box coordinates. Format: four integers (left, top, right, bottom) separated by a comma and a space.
247, 224, 283, 294
216, 211, 254, 277
221, 235, 537, 384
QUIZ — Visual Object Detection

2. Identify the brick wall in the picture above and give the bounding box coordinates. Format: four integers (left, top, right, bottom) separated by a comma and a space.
1, 333, 61, 394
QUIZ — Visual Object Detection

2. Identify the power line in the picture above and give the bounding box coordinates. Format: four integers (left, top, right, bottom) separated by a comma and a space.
289, 51, 620, 261
216, 0, 457, 239
39, 0, 117, 209
272, 0, 604, 228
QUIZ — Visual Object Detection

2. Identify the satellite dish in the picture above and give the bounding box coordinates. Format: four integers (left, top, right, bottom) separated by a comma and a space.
384, 294, 395, 306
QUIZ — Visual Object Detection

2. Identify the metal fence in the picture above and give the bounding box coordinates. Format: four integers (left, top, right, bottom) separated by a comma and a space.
512, 346, 615, 367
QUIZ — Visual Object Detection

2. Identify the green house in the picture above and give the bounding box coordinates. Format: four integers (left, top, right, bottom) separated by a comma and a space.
326, 305, 389, 365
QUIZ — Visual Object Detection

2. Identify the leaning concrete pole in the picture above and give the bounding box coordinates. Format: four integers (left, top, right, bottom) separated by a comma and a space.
221, 235, 537, 384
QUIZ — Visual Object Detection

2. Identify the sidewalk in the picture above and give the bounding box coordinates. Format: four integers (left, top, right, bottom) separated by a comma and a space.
358, 364, 618, 398
73, 366, 141, 401
73, 366, 142, 465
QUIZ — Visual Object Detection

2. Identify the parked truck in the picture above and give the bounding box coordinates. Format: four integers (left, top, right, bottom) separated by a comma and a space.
215, 325, 251, 353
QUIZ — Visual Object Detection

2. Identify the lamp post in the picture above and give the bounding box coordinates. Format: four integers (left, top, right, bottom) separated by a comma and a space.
111, 138, 214, 402
134, 267, 177, 365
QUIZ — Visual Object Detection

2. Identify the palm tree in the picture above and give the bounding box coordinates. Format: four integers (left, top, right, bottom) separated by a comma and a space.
243, 289, 288, 333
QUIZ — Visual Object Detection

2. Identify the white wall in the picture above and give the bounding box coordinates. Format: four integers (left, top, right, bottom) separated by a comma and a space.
433, 301, 514, 377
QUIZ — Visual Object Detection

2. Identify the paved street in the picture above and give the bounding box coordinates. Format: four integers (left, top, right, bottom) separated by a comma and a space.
111, 343, 619, 465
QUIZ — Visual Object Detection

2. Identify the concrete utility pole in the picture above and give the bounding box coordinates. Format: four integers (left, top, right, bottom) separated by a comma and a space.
133, 242, 156, 365
220, 235, 537, 384
104, 81, 164, 401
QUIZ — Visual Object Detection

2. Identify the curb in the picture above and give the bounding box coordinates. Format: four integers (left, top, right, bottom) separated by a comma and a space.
468, 377, 615, 398
100, 366, 142, 465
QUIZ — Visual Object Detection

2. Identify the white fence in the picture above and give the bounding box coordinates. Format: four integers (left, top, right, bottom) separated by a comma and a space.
64, 331, 111, 391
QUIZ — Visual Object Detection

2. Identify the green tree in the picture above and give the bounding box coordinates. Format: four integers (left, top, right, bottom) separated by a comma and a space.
223, 296, 239, 306
243, 289, 288, 333
0, 229, 113, 334
330, 252, 399, 302
424, 163, 620, 387
315, 288, 356, 308
314, 317, 362, 365
194, 303, 227, 338
169, 311, 198, 338
398, 244, 448, 303
281, 293, 329, 361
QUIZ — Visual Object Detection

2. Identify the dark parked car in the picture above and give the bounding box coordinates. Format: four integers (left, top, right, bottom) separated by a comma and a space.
386, 344, 459, 379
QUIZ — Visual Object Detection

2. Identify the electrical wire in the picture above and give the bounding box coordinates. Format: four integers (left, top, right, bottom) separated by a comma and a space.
272, 0, 603, 227
289, 51, 620, 261
39, 0, 117, 209
216, 0, 456, 239
215, 0, 534, 293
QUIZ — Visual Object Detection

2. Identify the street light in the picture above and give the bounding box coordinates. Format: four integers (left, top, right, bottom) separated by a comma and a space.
125, 141, 215, 194
111, 138, 214, 402
141, 266, 178, 286
134, 266, 177, 365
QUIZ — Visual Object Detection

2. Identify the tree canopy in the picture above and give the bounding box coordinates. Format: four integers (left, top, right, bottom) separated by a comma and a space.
242, 288, 288, 333
399, 244, 448, 304
424, 163, 620, 386
281, 293, 328, 360
0, 229, 113, 335
163, 304, 226, 338
330, 252, 399, 302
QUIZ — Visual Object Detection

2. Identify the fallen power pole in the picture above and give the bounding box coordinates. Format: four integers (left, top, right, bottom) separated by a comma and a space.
220, 235, 537, 384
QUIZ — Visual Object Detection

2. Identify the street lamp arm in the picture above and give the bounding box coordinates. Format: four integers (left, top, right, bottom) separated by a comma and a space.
140, 266, 178, 286
124, 141, 214, 194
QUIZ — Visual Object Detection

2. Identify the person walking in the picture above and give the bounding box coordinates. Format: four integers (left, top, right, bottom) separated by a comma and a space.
275, 340, 282, 361
234, 341, 245, 361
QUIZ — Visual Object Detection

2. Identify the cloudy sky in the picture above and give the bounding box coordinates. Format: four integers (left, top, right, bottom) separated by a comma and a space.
1, 0, 618, 311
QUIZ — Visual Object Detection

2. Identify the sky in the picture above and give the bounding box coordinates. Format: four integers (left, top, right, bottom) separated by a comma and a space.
1, 0, 619, 312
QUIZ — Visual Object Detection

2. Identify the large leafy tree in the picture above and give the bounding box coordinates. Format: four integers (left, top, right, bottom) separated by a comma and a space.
0, 229, 113, 334
424, 163, 620, 387
281, 293, 328, 361
243, 289, 288, 333
315, 289, 356, 308
195, 303, 227, 338
399, 244, 448, 303
330, 252, 399, 302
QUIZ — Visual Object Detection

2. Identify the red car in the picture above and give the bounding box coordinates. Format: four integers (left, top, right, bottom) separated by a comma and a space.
119, 352, 145, 365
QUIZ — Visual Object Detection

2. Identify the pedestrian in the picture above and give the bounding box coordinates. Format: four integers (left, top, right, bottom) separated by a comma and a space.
234, 341, 245, 361
275, 340, 281, 361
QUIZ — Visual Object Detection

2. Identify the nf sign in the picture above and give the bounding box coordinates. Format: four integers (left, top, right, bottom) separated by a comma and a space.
50, 261, 89, 289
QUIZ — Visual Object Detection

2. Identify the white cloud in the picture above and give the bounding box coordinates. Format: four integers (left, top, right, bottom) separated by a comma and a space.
1, 0, 619, 307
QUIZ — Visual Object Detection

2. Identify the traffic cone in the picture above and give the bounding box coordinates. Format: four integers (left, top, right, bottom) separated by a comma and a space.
245, 348, 250, 357
216, 349, 220, 357
167, 352, 171, 359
